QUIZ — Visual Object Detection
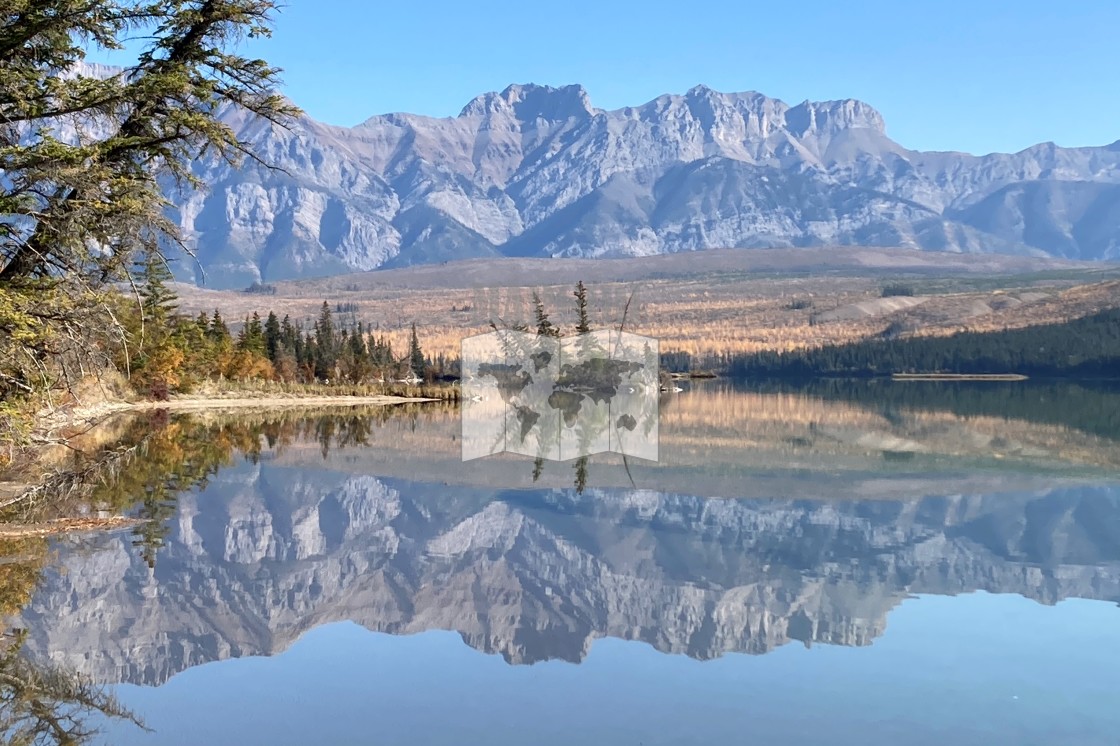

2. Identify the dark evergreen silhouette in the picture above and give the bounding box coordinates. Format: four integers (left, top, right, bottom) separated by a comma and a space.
728, 309, 1120, 379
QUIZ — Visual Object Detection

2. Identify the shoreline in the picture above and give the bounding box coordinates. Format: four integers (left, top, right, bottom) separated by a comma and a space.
2, 393, 441, 516
33, 393, 440, 437
122, 394, 439, 410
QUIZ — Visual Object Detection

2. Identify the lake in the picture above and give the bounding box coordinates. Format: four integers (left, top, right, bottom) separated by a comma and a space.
5, 380, 1120, 745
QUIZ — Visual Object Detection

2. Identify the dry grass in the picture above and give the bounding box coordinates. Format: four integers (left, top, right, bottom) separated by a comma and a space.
174, 265, 1120, 363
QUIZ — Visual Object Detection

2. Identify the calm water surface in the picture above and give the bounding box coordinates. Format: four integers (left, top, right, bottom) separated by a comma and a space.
8, 381, 1120, 745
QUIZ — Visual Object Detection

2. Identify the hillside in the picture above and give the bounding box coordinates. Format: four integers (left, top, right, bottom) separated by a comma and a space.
172, 250, 1120, 361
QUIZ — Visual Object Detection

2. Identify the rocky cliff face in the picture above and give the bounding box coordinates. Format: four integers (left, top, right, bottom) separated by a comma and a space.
15, 464, 1120, 685
61, 63, 1120, 287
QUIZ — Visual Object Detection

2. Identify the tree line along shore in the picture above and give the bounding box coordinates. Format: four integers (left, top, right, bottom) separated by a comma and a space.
717, 307, 1120, 379
4, 249, 1118, 466
84, 264, 1120, 404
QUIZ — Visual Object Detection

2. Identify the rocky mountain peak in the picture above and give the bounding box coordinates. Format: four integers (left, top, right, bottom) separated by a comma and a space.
783, 98, 887, 137
679, 84, 768, 112
684, 83, 720, 99
458, 83, 594, 121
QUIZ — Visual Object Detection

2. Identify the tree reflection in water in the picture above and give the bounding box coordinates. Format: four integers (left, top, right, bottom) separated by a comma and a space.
82, 406, 442, 567
0, 632, 143, 745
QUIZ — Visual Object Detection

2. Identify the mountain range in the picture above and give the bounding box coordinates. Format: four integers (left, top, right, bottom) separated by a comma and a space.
75, 64, 1120, 287
17, 466, 1120, 686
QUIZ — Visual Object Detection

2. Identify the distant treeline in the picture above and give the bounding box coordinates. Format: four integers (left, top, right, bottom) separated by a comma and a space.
186, 303, 439, 385
726, 308, 1120, 378
741, 378, 1120, 442
121, 251, 451, 398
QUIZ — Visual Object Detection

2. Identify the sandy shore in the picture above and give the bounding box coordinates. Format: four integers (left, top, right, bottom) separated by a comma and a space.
123, 394, 436, 411
30, 394, 439, 445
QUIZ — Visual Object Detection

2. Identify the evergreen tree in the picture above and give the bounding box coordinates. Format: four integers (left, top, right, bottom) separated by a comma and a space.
345, 329, 371, 382
291, 324, 304, 368
237, 312, 266, 356
352, 322, 369, 357
136, 245, 179, 328
208, 310, 230, 343
408, 323, 426, 379
533, 291, 560, 337
314, 302, 336, 380
264, 311, 282, 362
573, 281, 591, 334
129, 246, 184, 394
300, 331, 317, 381
315, 302, 335, 349
370, 335, 394, 370
280, 314, 296, 344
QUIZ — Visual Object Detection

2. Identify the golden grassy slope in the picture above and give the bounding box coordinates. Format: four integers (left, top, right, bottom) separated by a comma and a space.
172, 250, 1120, 362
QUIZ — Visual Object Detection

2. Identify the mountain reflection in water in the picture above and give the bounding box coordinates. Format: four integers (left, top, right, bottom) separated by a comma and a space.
5, 382, 1120, 744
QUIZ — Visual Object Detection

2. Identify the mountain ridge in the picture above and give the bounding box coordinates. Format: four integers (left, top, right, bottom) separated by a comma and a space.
70, 64, 1120, 287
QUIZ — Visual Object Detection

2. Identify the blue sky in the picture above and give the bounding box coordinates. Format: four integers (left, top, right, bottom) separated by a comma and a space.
111, 0, 1119, 155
